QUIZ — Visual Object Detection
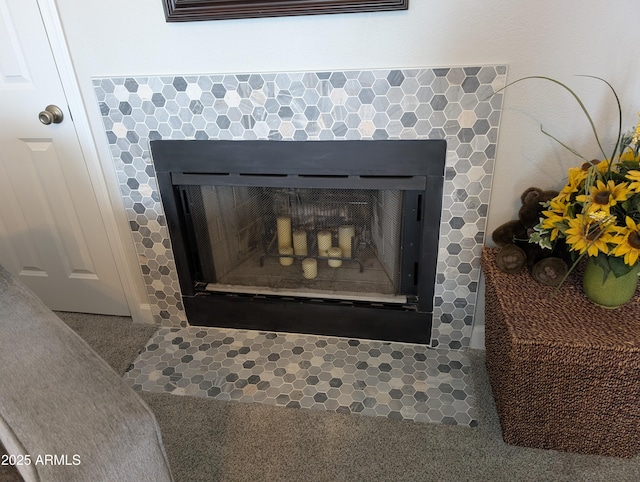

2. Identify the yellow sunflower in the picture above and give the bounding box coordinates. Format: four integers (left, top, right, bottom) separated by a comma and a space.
594, 159, 613, 173
625, 170, 640, 192
612, 217, 640, 266
621, 150, 640, 162
575, 179, 631, 214
540, 211, 567, 241
556, 169, 586, 203
538, 197, 570, 240
546, 197, 570, 214
564, 214, 615, 256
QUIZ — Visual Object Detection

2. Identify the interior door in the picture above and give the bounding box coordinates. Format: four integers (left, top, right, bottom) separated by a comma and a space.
0, 0, 129, 314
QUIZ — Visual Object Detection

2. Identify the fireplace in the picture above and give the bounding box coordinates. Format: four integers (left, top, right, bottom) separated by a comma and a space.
151, 139, 446, 343
94, 65, 507, 349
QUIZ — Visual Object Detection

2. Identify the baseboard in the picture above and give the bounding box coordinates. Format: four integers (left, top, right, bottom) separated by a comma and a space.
469, 325, 485, 350
131, 303, 154, 325
470, 272, 486, 350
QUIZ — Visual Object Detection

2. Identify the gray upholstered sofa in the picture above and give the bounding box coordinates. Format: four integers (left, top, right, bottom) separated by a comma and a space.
0, 265, 173, 481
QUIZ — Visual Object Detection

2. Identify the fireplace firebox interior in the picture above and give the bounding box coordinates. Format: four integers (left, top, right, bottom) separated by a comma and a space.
151, 139, 446, 344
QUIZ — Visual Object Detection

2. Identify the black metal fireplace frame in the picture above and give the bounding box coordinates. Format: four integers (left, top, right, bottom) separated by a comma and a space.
151, 139, 446, 344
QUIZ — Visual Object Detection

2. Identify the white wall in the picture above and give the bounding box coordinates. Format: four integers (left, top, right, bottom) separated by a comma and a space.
55, 0, 640, 346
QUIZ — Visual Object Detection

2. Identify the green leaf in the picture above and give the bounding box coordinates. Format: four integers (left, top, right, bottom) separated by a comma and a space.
620, 160, 640, 172
528, 224, 553, 249
593, 253, 612, 282
607, 255, 633, 278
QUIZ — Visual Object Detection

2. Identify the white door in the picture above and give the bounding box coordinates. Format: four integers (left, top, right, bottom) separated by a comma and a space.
0, 0, 129, 315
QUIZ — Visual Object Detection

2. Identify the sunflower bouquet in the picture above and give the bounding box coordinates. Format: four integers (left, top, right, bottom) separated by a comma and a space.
523, 77, 640, 281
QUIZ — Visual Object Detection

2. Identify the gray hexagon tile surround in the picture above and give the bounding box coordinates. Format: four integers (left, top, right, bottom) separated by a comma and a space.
93, 66, 506, 348
125, 326, 477, 426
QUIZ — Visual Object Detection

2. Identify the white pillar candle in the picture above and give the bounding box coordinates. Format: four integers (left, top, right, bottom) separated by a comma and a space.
277, 216, 292, 249
317, 230, 332, 257
302, 258, 318, 279
292, 230, 308, 256
338, 225, 355, 258
327, 246, 343, 268
279, 246, 294, 266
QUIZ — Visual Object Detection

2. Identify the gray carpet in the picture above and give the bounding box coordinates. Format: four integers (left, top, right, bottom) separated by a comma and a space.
3, 313, 640, 481
53, 311, 157, 375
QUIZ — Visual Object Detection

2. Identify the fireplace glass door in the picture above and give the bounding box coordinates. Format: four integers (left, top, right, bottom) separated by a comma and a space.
185, 185, 406, 304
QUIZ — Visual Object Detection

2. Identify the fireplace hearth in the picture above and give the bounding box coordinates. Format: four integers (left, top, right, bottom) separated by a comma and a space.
151, 139, 446, 343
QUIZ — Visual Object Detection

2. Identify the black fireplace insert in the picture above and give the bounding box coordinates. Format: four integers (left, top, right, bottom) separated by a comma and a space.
150, 139, 446, 344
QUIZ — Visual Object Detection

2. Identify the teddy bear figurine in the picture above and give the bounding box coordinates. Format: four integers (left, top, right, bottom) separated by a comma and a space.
491, 187, 570, 286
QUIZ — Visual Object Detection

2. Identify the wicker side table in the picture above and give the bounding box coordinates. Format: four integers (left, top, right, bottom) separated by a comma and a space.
481, 247, 640, 457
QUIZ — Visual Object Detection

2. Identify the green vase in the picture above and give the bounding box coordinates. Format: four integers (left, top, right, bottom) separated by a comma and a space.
583, 257, 640, 308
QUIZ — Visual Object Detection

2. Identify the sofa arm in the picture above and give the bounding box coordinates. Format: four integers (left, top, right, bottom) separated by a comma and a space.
0, 266, 173, 481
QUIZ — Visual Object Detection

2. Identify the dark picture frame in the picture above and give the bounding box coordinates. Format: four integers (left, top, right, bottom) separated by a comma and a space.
163, 0, 409, 22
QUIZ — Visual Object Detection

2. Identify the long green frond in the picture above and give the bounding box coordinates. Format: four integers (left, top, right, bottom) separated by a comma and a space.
492, 76, 608, 159
578, 75, 622, 162
540, 126, 589, 161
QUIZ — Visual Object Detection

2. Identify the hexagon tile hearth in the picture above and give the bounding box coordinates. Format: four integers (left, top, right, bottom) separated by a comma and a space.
125, 326, 477, 426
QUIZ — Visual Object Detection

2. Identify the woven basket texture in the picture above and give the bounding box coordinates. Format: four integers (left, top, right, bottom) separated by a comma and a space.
482, 247, 640, 457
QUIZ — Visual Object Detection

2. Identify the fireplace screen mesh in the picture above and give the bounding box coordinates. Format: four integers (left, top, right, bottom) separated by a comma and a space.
186, 185, 405, 302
